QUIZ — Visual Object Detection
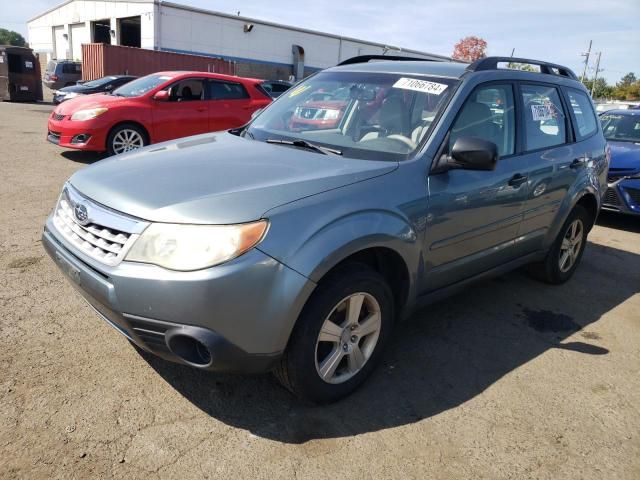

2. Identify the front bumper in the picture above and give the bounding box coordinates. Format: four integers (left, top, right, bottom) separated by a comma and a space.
47, 116, 107, 152
42, 220, 315, 373
602, 179, 640, 216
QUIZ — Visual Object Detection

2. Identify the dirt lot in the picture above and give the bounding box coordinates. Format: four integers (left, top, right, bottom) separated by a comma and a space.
0, 101, 639, 479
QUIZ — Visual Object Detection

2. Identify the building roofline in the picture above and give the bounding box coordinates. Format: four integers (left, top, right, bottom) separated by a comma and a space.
28, 0, 154, 23
28, 0, 452, 62
158, 1, 451, 61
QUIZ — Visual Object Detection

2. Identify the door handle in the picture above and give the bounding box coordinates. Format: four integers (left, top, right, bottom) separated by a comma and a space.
570, 158, 585, 169
508, 173, 528, 187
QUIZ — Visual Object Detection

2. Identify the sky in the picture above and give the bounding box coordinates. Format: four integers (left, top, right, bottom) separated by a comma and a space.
2, 0, 638, 83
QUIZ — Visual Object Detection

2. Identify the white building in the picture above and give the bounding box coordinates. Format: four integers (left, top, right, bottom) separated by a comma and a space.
28, 0, 450, 78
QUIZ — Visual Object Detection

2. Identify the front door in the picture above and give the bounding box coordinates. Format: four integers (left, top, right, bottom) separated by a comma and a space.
424, 83, 530, 292
152, 78, 209, 142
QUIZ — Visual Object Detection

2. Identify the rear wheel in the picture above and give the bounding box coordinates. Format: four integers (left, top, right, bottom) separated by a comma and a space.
528, 205, 590, 284
107, 123, 148, 156
274, 264, 394, 404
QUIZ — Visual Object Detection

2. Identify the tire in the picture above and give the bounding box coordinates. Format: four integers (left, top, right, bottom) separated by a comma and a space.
106, 123, 148, 156
528, 205, 590, 284
274, 263, 394, 404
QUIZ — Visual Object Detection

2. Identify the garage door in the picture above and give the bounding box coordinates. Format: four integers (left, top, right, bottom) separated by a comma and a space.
53, 26, 67, 60
70, 23, 87, 61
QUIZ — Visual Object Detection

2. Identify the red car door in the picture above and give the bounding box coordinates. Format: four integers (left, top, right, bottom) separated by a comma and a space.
207, 80, 262, 132
152, 78, 210, 142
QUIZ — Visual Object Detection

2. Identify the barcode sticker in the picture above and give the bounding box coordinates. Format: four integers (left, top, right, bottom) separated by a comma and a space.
393, 78, 448, 95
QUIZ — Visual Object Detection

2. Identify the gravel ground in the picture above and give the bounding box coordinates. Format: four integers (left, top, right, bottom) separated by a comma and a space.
0, 101, 639, 479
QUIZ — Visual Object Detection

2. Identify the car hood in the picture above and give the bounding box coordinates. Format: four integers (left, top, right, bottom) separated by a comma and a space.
58, 84, 95, 94
69, 132, 397, 224
609, 141, 640, 171
54, 93, 127, 114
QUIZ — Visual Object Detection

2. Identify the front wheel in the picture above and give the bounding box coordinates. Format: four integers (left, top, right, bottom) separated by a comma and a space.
274, 264, 394, 404
107, 123, 148, 156
528, 205, 590, 284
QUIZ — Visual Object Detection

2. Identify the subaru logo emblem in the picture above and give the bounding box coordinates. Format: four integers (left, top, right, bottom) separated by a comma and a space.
74, 203, 89, 225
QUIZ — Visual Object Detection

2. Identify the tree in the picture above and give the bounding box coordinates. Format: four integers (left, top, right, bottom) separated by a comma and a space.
452, 36, 487, 62
612, 72, 640, 100
506, 62, 536, 72
581, 77, 612, 99
0, 28, 27, 47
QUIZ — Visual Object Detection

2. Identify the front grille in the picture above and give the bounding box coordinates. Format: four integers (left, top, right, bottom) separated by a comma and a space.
52, 112, 65, 121
51, 185, 146, 267
297, 107, 319, 119
623, 187, 640, 206
603, 187, 621, 206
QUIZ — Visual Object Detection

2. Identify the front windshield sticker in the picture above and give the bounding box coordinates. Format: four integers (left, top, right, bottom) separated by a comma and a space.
531, 104, 555, 121
392, 78, 448, 95
287, 85, 311, 98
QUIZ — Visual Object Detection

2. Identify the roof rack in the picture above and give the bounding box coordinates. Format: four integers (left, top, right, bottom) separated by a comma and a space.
337, 55, 437, 66
466, 56, 578, 80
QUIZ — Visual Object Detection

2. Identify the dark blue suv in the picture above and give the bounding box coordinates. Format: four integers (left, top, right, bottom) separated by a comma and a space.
43, 56, 608, 403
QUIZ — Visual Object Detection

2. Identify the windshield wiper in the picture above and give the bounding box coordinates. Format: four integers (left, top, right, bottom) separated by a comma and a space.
266, 138, 342, 156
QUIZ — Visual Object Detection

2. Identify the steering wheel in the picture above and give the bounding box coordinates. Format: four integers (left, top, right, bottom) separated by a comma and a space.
386, 134, 417, 150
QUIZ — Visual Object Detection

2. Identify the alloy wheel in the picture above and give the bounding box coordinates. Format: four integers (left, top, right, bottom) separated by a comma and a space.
558, 219, 584, 273
314, 292, 382, 384
112, 129, 144, 154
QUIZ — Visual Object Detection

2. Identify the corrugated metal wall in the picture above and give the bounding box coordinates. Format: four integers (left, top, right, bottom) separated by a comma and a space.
81, 44, 235, 81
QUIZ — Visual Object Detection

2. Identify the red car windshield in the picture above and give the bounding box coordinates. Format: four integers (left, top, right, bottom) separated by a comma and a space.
112, 74, 174, 97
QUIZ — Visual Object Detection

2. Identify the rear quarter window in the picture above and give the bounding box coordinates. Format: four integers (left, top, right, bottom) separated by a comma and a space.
566, 88, 598, 140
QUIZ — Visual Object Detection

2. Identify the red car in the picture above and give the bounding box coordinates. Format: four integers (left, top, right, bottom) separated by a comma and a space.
47, 71, 272, 155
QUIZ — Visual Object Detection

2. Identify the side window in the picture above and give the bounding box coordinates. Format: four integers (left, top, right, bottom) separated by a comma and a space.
168, 79, 205, 102
520, 84, 567, 151
449, 84, 515, 157
566, 89, 598, 139
209, 81, 250, 100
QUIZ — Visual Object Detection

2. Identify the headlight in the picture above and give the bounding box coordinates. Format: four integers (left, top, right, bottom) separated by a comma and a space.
321, 109, 340, 120
125, 220, 269, 271
70, 107, 108, 121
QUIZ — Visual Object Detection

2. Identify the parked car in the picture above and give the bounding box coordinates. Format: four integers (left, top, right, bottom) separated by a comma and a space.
47, 71, 272, 155
53, 75, 137, 105
43, 56, 608, 403
43, 60, 82, 90
259, 80, 293, 98
600, 109, 640, 215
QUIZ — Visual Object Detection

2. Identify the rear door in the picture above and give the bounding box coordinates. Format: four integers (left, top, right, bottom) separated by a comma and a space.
424, 82, 530, 291
207, 80, 256, 131
151, 77, 209, 142
515, 82, 577, 252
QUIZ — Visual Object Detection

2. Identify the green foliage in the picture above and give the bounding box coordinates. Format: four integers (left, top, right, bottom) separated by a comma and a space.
505, 62, 537, 72
0, 28, 27, 47
580, 72, 640, 101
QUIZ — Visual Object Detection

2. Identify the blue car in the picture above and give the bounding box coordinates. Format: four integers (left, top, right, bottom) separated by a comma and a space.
601, 109, 640, 215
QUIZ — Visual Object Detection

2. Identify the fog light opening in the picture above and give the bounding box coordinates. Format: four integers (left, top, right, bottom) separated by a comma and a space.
71, 134, 91, 144
167, 334, 212, 366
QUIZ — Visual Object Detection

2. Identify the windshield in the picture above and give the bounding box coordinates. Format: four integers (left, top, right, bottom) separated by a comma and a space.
112, 74, 174, 97
247, 71, 457, 161
83, 76, 117, 88
600, 113, 640, 143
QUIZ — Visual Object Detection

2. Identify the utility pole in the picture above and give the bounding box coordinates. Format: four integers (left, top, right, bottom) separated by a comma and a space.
580, 40, 592, 83
590, 51, 603, 98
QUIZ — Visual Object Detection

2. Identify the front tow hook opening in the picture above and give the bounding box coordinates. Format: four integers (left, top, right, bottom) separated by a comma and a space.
166, 332, 212, 367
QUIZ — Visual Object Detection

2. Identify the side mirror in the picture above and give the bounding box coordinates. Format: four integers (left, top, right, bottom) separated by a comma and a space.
450, 136, 498, 171
153, 90, 170, 101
